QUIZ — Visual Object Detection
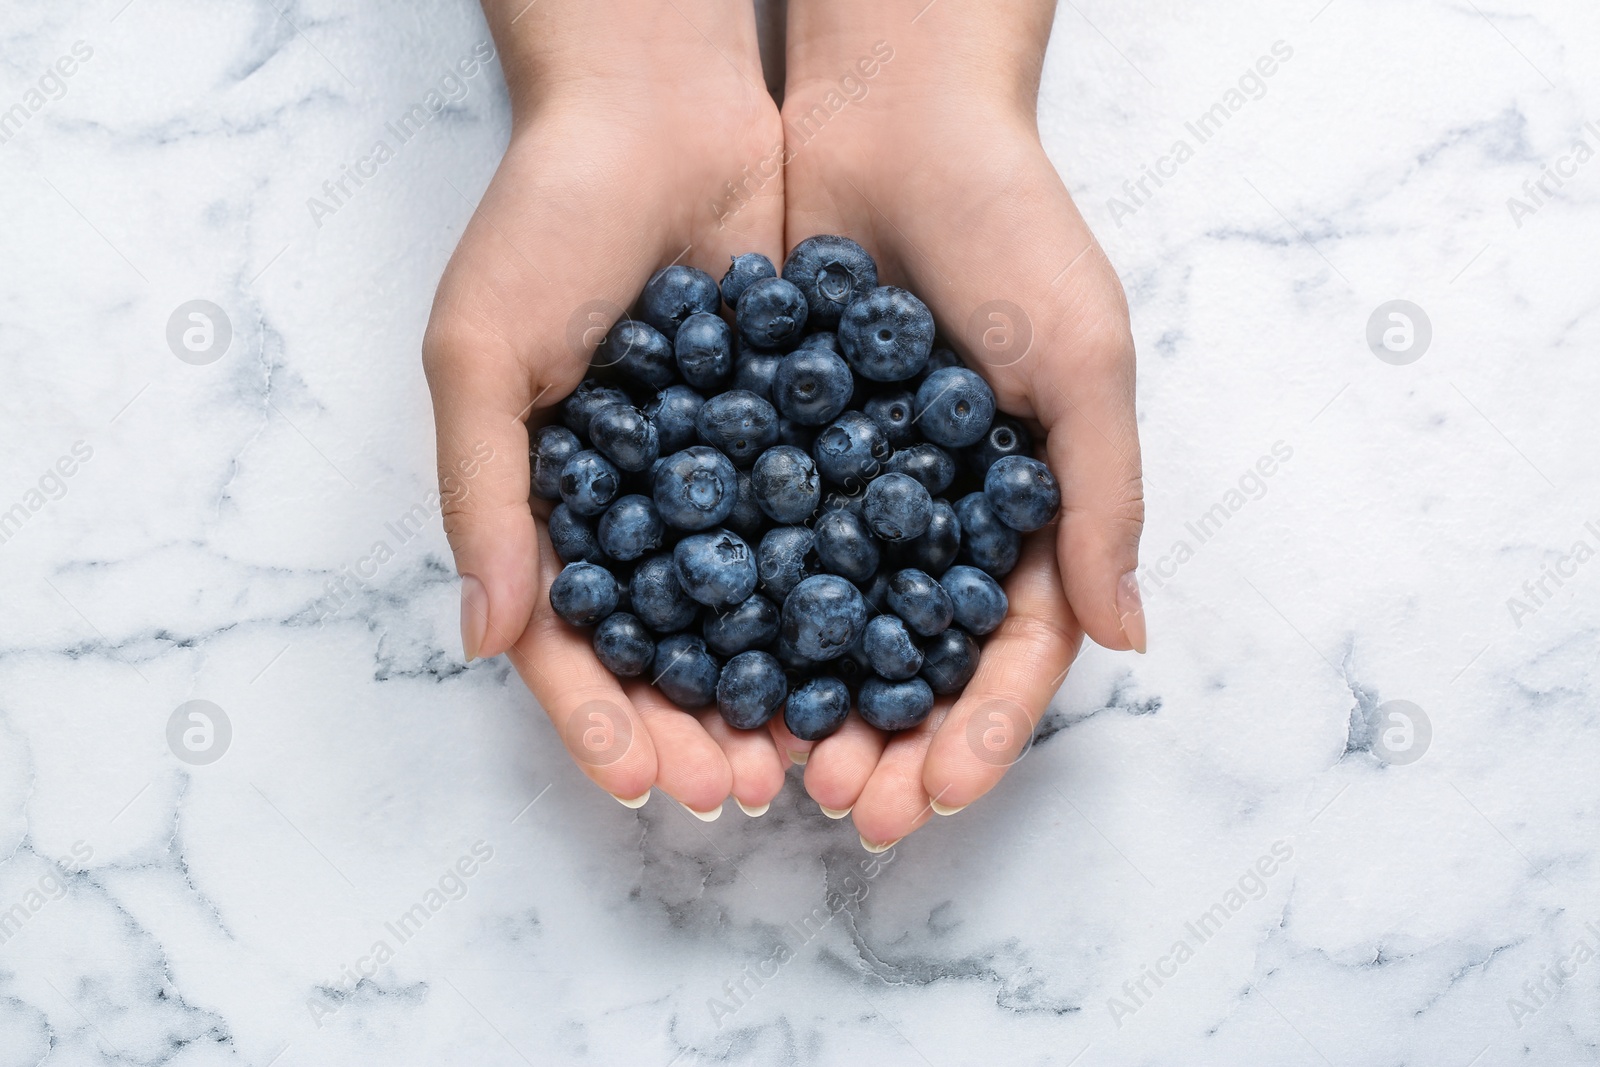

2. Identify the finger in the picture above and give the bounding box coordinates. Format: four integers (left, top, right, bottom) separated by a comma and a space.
920, 532, 1081, 813
767, 716, 815, 767
627, 684, 733, 818
850, 706, 947, 851
802, 712, 887, 818
698, 713, 787, 816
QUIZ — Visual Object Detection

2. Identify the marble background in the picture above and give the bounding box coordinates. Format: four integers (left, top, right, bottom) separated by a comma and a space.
2, 0, 1597, 1063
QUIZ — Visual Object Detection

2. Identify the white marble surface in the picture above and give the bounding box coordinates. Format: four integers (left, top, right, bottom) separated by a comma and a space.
2, 0, 1598, 1063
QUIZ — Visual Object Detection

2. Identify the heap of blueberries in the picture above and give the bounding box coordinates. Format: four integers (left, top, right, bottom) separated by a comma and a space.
536, 236, 1059, 742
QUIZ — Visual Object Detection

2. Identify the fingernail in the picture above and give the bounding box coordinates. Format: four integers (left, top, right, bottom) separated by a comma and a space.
612, 790, 650, 809
819, 805, 852, 820
788, 750, 809, 765
860, 835, 899, 853
736, 799, 770, 817
683, 801, 723, 822
460, 574, 488, 661
1117, 570, 1147, 654
930, 799, 967, 817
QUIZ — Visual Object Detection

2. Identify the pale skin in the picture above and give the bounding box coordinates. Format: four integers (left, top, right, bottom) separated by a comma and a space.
424, 0, 1144, 848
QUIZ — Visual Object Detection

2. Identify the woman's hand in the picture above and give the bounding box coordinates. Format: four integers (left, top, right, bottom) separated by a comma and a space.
424, 1, 791, 814
774, 0, 1145, 848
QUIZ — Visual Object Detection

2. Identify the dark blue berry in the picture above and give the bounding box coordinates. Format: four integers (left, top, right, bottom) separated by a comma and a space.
774, 633, 822, 672
864, 615, 923, 681
593, 612, 654, 676
549, 562, 619, 626
652, 446, 738, 531
885, 443, 956, 496
559, 450, 621, 517
561, 380, 630, 436
782, 235, 878, 328
970, 415, 1033, 476
861, 571, 891, 613
921, 629, 979, 694
548, 503, 603, 564
638, 265, 719, 341
732, 351, 781, 402
914, 367, 996, 448
720, 252, 776, 309
863, 472, 933, 542
773, 347, 853, 426
530, 425, 581, 501
839, 286, 934, 382
784, 676, 851, 741
597, 494, 664, 562
673, 529, 757, 610
756, 525, 820, 600
940, 565, 1008, 635
751, 445, 821, 524
887, 567, 955, 637
863, 390, 917, 447
777, 418, 817, 450
702, 594, 780, 657
812, 410, 891, 488
895, 499, 960, 576
644, 384, 705, 454
653, 633, 720, 708
736, 276, 810, 350
953, 492, 1022, 577
724, 470, 764, 539
673, 311, 733, 389
984, 455, 1061, 532
797, 330, 840, 355
812, 507, 880, 583
717, 650, 788, 729
587, 403, 660, 473
630, 553, 699, 633
695, 389, 779, 467
781, 574, 868, 661
858, 676, 935, 731
594, 319, 675, 390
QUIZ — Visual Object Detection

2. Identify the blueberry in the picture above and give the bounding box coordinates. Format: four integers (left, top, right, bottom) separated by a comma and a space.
638, 265, 720, 341
736, 277, 810, 350
561, 380, 631, 436
887, 567, 955, 637
695, 389, 779, 467
858, 676, 935, 731
559, 450, 622, 517
812, 410, 891, 488
777, 417, 817, 450
812, 507, 880, 583
923, 346, 963, 375
716, 650, 788, 729
914, 367, 996, 448
773, 347, 853, 426
732, 351, 782, 402
821, 489, 866, 520
549, 561, 619, 626
839, 286, 934, 382
797, 330, 841, 355
702, 594, 780, 657
970, 415, 1034, 476
896, 499, 960, 576
782, 235, 878, 328
724, 470, 763, 539
781, 574, 869, 661
653, 633, 720, 708
863, 472, 933, 542
864, 615, 924, 681
774, 633, 822, 673
751, 445, 821, 524
673, 312, 733, 389
587, 403, 660, 473
594, 319, 675, 390
644, 384, 705, 454
720, 252, 776, 309
756, 525, 820, 600
548, 503, 603, 564
953, 492, 1021, 577
920, 628, 979, 694
885, 443, 956, 496
530, 425, 582, 501
653, 446, 738, 531
834, 637, 872, 688
861, 570, 892, 613
784, 676, 851, 741
597, 494, 664, 562
984, 455, 1061, 532
940, 565, 1008, 635
863, 390, 917, 447
630, 553, 699, 633
593, 612, 654, 676
673, 529, 758, 610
